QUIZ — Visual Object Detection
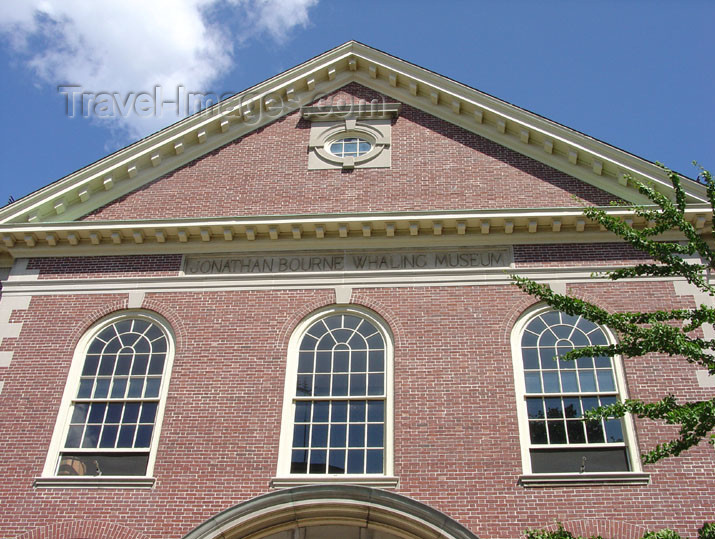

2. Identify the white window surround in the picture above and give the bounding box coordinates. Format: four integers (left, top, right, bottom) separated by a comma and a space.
511, 304, 648, 486
36, 310, 175, 488
303, 104, 399, 171
274, 305, 396, 487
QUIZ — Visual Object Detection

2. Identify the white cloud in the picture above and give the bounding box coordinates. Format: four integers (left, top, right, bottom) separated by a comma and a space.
0, 0, 318, 142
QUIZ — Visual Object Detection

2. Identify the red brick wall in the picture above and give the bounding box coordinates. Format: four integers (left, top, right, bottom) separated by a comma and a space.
82, 83, 618, 221
0, 278, 712, 539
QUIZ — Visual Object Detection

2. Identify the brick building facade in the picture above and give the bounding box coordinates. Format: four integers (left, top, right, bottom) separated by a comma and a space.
0, 42, 712, 539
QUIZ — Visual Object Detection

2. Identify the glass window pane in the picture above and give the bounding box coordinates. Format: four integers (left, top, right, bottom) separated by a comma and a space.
566, 420, 586, 443
578, 370, 597, 392
298, 352, 314, 373
70, 403, 89, 424
525, 371, 542, 393
82, 425, 101, 448
315, 352, 331, 373
65, 425, 84, 448
605, 419, 624, 443
313, 401, 329, 422
526, 398, 544, 419
314, 374, 330, 396
105, 403, 123, 423
291, 450, 307, 473
309, 450, 326, 473
295, 401, 311, 422
88, 403, 107, 424
545, 398, 563, 418
115, 355, 132, 375
349, 424, 365, 447
367, 424, 383, 447
539, 347, 557, 368
132, 354, 149, 375
296, 375, 312, 396
570, 329, 589, 347
317, 334, 336, 350
93, 378, 110, 398
521, 332, 538, 347
328, 450, 346, 473
542, 371, 560, 393
595, 356, 612, 368
588, 330, 608, 346
77, 378, 93, 398
349, 401, 366, 422
144, 377, 161, 398
334, 350, 349, 372
597, 370, 616, 392
577, 356, 593, 368
563, 398, 582, 418
350, 374, 366, 396
332, 401, 347, 422
293, 424, 309, 447
128, 377, 144, 398
366, 449, 383, 473
347, 449, 364, 473
110, 377, 127, 398
548, 421, 567, 444
529, 421, 547, 444
123, 403, 140, 423
367, 373, 384, 395
139, 402, 157, 423
311, 425, 328, 447
351, 350, 367, 371
98, 356, 115, 376
560, 371, 579, 392
368, 350, 384, 371
332, 374, 348, 396
522, 348, 539, 369
148, 354, 165, 375
586, 420, 605, 443
82, 356, 99, 376
367, 401, 384, 422
330, 424, 347, 447
99, 425, 119, 448
117, 425, 136, 448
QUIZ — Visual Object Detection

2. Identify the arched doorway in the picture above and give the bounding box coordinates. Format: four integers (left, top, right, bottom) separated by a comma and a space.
182, 486, 479, 539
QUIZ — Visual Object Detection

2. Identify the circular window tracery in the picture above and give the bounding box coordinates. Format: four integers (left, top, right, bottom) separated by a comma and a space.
328, 137, 372, 158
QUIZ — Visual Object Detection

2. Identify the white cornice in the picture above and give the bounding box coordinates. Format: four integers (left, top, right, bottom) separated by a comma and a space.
0, 206, 710, 258
0, 41, 708, 226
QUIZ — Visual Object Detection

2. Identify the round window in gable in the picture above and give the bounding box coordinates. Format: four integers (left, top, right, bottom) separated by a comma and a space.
329, 137, 372, 158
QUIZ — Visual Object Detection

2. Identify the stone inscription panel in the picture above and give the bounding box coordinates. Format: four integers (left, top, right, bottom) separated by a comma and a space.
183, 248, 513, 276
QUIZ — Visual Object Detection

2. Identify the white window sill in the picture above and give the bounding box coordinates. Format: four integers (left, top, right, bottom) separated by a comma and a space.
270, 476, 399, 489
519, 472, 650, 487
33, 476, 155, 489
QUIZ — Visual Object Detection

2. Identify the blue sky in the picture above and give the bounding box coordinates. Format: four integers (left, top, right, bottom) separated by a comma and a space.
0, 0, 713, 207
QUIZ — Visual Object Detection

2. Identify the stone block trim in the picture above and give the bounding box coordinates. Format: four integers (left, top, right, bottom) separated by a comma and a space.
0, 260, 34, 368
82, 83, 619, 221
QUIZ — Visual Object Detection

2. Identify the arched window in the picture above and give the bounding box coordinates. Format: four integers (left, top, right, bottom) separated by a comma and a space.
40, 311, 174, 484
511, 306, 641, 478
275, 306, 394, 485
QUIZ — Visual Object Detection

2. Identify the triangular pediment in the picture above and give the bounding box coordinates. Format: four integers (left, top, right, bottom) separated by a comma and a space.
1, 41, 708, 227
0, 41, 710, 259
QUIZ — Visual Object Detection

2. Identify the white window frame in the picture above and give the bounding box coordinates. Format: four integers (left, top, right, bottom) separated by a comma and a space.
273, 305, 396, 488
37, 310, 175, 488
511, 304, 647, 486
303, 104, 399, 171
